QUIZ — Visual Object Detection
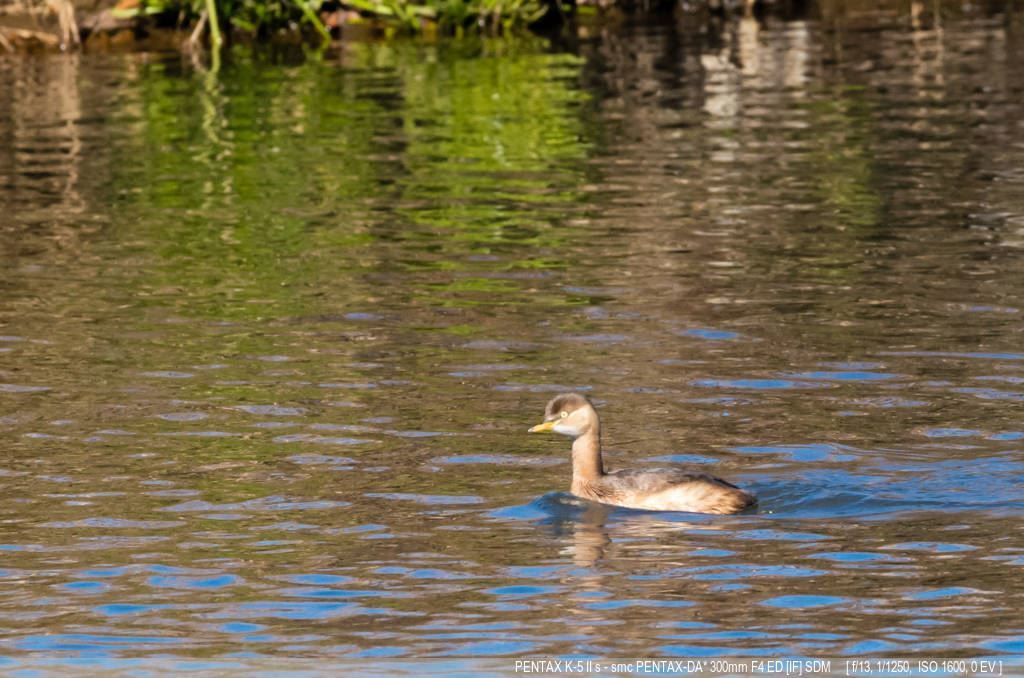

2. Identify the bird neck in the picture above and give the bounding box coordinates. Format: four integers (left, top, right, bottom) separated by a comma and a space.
571, 426, 604, 484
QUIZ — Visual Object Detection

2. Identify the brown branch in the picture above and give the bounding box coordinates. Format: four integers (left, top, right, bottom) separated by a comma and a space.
187, 9, 208, 50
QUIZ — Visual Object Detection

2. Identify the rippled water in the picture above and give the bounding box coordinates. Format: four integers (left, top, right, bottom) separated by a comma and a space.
1, 6, 1024, 668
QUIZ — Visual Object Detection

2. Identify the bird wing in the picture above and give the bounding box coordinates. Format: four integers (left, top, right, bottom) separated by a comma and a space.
604, 467, 739, 494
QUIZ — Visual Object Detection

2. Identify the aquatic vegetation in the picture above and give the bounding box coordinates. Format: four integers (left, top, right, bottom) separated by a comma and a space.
115, 0, 330, 44
115, 0, 553, 43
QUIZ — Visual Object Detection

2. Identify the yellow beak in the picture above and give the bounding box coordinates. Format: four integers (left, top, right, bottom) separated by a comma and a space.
528, 420, 556, 433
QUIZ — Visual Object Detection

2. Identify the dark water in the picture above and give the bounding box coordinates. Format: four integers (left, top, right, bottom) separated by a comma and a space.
1, 6, 1024, 670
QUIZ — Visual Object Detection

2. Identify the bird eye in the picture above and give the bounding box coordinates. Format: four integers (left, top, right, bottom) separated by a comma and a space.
560, 411, 568, 418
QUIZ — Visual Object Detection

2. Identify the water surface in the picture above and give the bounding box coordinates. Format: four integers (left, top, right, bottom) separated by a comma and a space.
1, 7, 1024, 667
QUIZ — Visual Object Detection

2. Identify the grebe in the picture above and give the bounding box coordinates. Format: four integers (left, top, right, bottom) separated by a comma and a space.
529, 393, 755, 514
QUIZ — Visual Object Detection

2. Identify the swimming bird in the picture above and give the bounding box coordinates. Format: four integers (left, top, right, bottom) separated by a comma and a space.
528, 393, 756, 514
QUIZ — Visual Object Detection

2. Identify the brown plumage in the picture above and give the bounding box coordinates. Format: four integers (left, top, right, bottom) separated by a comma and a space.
529, 393, 756, 515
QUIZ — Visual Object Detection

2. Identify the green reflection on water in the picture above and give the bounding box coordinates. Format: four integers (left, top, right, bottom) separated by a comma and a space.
803, 93, 882, 232
109, 42, 593, 322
